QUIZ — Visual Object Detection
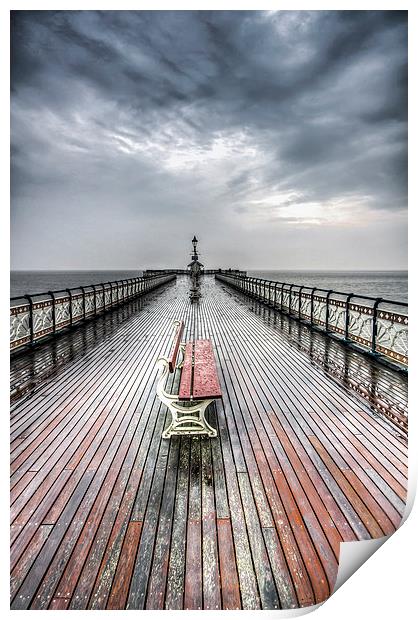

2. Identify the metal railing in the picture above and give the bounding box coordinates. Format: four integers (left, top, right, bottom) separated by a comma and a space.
10, 273, 176, 353
216, 272, 408, 368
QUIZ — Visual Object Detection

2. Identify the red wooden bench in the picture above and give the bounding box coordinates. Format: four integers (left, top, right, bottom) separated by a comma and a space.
156, 320, 222, 437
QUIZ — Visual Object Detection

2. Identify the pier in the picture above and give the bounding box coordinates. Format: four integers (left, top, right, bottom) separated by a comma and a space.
10, 272, 407, 610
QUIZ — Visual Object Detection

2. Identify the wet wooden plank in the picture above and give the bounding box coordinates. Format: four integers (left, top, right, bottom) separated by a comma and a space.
11, 470, 94, 609
210, 431, 230, 519
126, 414, 171, 609
146, 438, 180, 609
201, 439, 221, 610
86, 381, 170, 609
262, 527, 298, 609
49, 597, 70, 609
217, 518, 241, 610
10, 524, 53, 600
309, 436, 386, 538
107, 522, 142, 609
165, 437, 190, 610
237, 472, 280, 609
184, 520, 202, 609
184, 438, 202, 609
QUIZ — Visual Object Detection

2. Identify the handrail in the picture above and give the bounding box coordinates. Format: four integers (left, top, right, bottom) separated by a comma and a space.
215, 272, 408, 368
10, 272, 176, 353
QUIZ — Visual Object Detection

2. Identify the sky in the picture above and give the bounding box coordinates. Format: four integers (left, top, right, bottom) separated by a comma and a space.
10, 10, 407, 271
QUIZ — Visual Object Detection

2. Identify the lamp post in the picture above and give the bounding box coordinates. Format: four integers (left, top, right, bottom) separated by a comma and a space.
188, 235, 204, 302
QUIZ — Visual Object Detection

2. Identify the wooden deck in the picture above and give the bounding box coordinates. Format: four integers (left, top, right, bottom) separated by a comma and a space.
10, 276, 408, 610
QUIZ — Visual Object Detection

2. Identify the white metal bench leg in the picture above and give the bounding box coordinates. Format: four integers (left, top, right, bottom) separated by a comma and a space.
156, 357, 217, 438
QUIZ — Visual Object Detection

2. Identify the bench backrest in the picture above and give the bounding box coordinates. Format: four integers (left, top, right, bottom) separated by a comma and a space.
168, 320, 185, 373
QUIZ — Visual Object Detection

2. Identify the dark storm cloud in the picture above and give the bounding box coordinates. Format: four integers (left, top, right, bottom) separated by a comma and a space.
10, 10, 407, 269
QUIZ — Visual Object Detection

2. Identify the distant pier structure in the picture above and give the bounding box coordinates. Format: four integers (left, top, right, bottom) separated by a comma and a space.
188, 235, 204, 301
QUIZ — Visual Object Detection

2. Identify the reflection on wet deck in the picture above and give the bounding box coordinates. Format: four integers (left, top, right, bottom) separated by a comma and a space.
246, 298, 407, 434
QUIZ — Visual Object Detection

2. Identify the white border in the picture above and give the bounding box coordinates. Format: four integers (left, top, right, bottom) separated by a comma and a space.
2, 2, 415, 618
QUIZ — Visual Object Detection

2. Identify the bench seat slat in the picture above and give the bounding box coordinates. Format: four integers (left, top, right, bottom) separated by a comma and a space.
168, 321, 184, 373
192, 340, 222, 400
178, 342, 193, 399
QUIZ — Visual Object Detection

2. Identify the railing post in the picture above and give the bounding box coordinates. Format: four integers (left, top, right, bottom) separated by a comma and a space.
298, 287, 303, 320
80, 287, 86, 320
345, 293, 354, 341
371, 298, 383, 354
310, 288, 316, 325
280, 283, 285, 312
102, 283, 106, 310
48, 291, 56, 334
24, 295, 34, 344
93, 286, 97, 315
289, 284, 294, 314
325, 290, 333, 332
274, 282, 279, 309
66, 289, 73, 326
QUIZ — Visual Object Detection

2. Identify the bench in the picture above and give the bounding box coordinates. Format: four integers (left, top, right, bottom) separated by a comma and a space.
156, 320, 222, 438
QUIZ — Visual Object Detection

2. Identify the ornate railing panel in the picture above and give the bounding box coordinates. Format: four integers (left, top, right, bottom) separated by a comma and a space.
216, 272, 408, 368
72, 294, 84, 322
10, 273, 176, 353
85, 291, 95, 317
347, 299, 373, 349
55, 296, 71, 329
327, 294, 347, 336
32, 299, 54, 340
312, 293, 327, 327
375, 302, 408, 366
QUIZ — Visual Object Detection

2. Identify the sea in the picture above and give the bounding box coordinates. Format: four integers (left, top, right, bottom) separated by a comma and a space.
10, 269, 408, 303
247, 270, 408, 303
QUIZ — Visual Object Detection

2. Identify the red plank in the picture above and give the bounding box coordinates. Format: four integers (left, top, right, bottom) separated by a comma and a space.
217, 519, 241, 610
107, 522, 143, 609
178, 342, 193, 400
49, 598, 70, 609
184, 519, 202, 610
168, 321, 184, 373
192, 340, 222, 400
